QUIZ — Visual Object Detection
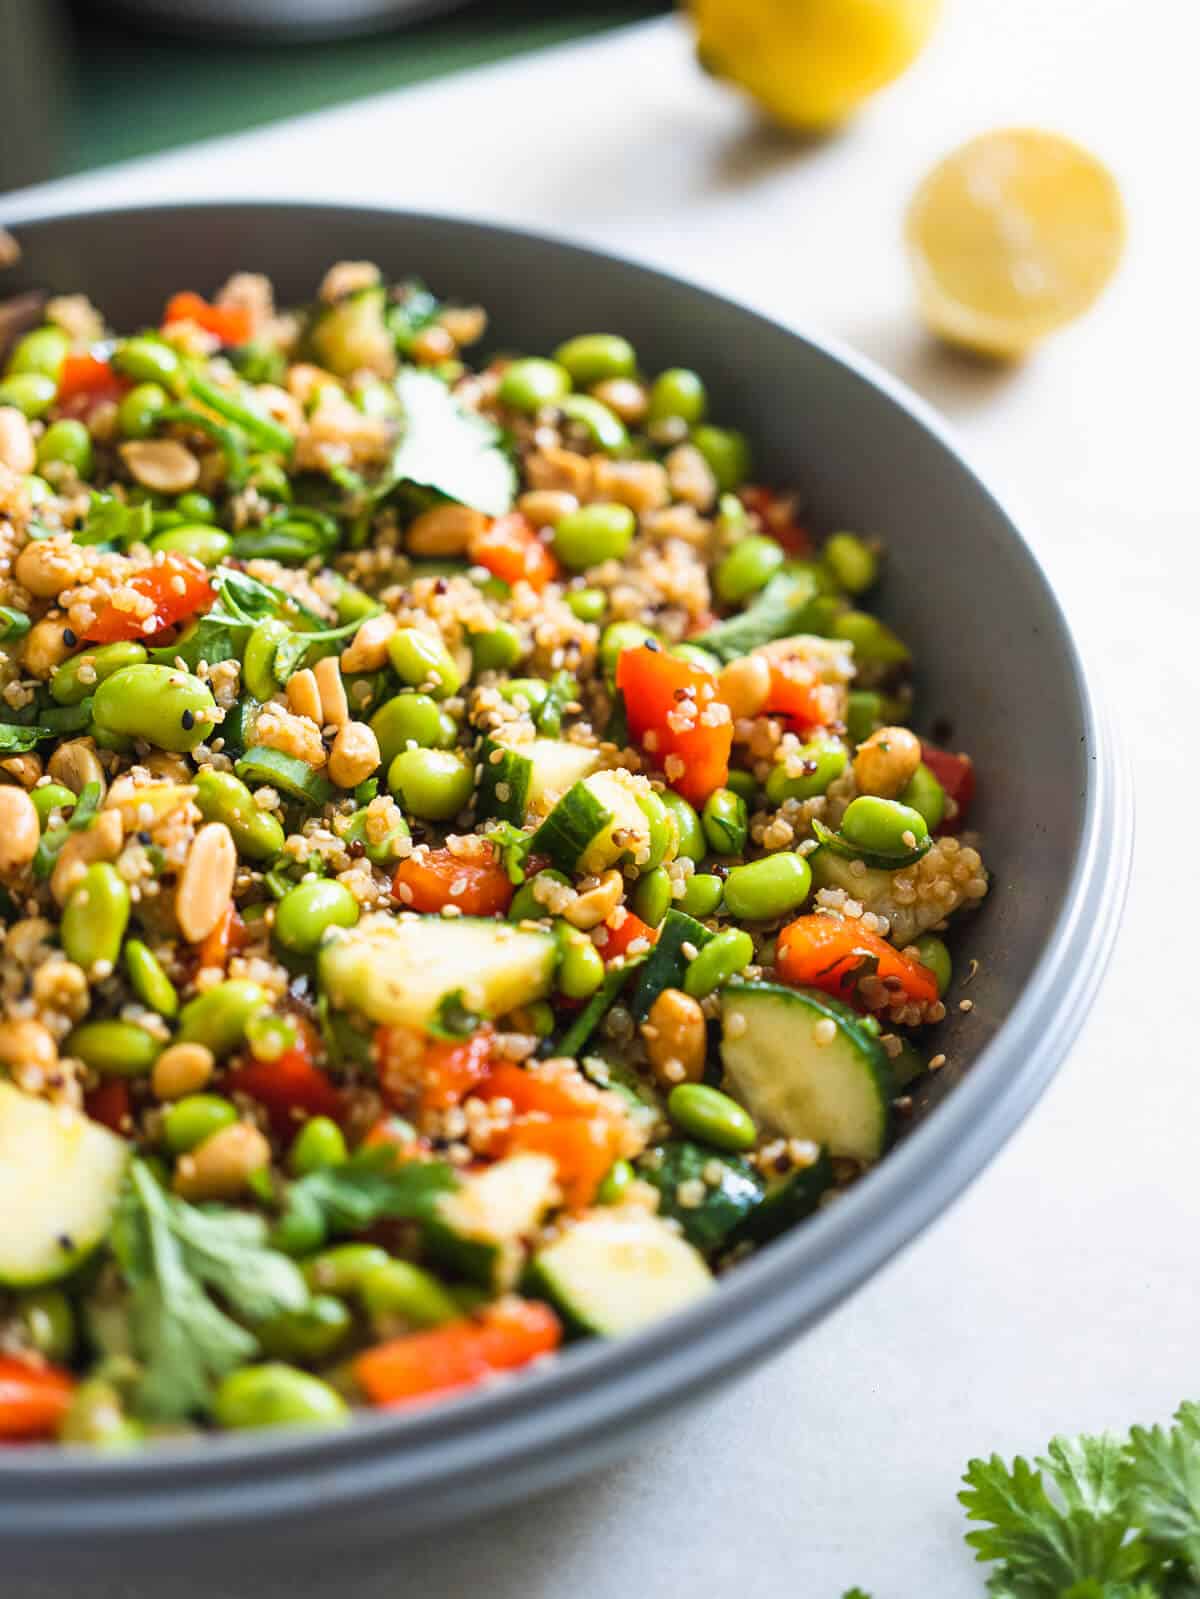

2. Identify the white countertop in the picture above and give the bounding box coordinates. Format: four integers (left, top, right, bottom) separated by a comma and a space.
7, 3, 1197, 1593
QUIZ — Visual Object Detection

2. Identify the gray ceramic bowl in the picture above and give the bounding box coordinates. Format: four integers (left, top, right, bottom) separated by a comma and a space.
0, 203, 1131, 1576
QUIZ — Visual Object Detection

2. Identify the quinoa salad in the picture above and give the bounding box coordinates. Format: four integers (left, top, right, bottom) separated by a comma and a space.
0, 260, 987, 1446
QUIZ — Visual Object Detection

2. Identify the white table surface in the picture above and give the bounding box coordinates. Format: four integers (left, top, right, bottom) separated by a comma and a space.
6, 3, 1197, 1592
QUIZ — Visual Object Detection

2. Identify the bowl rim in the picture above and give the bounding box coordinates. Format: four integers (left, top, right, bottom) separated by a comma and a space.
0, 200, 1133, 1530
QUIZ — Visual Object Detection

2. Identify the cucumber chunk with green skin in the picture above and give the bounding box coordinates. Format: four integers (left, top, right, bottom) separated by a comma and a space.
318, 914, 556, 1030
477, 736, 601, 825
425, 1154, 559, 1291
629, 908, 714, 1021
527, 1209, 713, 1337
529, 768, 651, 874
719, 981, 892, 1164
638, 1142, 765, 1254
731, 1147, 834, 1247
0, 1082, 128, 1287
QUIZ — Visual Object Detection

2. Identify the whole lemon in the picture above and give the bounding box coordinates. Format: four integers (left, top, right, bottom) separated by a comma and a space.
692, 0, 943, 132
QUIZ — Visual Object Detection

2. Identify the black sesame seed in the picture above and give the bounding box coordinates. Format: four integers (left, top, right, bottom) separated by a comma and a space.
137, 829, 152, 845
181, 709, 195, 730
62, 627, 78, 647
644, 638, 660, 651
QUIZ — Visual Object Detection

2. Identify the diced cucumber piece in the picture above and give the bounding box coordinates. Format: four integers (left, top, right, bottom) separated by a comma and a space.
528, 1209, 713, 1336
731, 1147, 834, 1246
629, 908, 713, 1020
638, 1141, 765, 1255
529, 767, 651, 874
719, 981, 892, 1164
425, 1154, 559, 1290
309, 285, 394, 378
527, 740, 602, 813
319, 913, 556, 1029
808, 845, 941, 947
477, 736, 600, 825
0, 1082, 128, 1287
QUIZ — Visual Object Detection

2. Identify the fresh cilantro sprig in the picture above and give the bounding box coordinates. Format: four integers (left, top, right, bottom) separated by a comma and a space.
113, 1160, 308, 1422
271, 1148, 458, 1252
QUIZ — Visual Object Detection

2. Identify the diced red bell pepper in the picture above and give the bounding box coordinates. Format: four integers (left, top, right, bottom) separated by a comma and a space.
776, 914, 939, 1009
599, 909, 659, 962
615, 643, 732, 808
392, 846, 513, 917
85, 1077, 131, 1136
478, 1059, 634, 1208
57, 352, 129, 407
469, 513, 560, 592
920, 742, 975, 833
354, 1298, 561, 1409
762, 659, 841, 732
83, 557, 215, 645
163, 291, 252, 347
0, 1357, 75, 1442
226, 1020, 341, 1138
376, 1025, 495, 1117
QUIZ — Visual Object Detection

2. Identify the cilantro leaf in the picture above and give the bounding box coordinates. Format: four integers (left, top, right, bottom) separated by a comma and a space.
383, 369, 515, 516
960, 1437, 1153, 1599
279, 1149, 457, 1241
115, 1161, 308, 1422
1128, 1405, 1200, 1575
0, 722, 52, 753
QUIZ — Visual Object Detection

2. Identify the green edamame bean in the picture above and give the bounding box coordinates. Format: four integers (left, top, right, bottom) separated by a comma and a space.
824, 531, 878, 594
31, 782, 77, 824
269, 1190, 327, 1258
274, 878, 360, 955
92, 663, 217, 753
556, 923, 605, 999
289, 1116, 348, 1176
558, 394, 627, 454
831, 610, 910, 668
176, 492, 215, 521
669, 641, 722, 675
57, 1379, 142, 1450
508, 869, 569, 923
713, 535, 785, 605
599, 620, 657, 681
660, 790, 706, 863
765, 740, 848, 804
242, 619, 290, 702
553, 333, 637, 386
498, 357, 571, 413
124, 939, 179, 1018
715, 492, 750, 537
683, 926, 755, 998
646, 367, 707, 426
17, 1287, 75, 1362
678, 872, 723, 918
721, 853, 812, 921
6, 326, 68, 381
840, 795, 929, 855
256, 1296, 352, 1363
667, 1083, 757, 1152
724, 769, 757, 806
470, 621, 523, 673
388, 747, 474, 821
0, 373, 56, 418
552, 502, 635, 570
116, 382, 169, 440
359, 1260, 460, 1328
36, 419, 93, 477
304, 1243, 390, 1296
524, 1000, 556, 1037
67, 1019, 160, 1077
163, 1094, 238, 1154
50, 640, 147, 707
194, 769, 285, 861
370, 692, 454, 767
899, 763, 947, 831
148, 524, 233, 566
387, 628, 462, 698
636, 789, 674, 872
914, 934, 952, 996
61, 862, 130, 972
566, 587, 607, 623
178, 980, 268, 1056
213, 1364, 348, 1432
498, 676, 549, 714
690, 424, 751, 492
113, 336, 180, 388
701, 787, 748, 856
845, 690, 884, 745
632, 865, 672, 928
597, 1158, 636, 1205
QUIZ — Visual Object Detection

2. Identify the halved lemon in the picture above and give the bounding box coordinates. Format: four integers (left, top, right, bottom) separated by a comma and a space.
906, 128, 1126, 358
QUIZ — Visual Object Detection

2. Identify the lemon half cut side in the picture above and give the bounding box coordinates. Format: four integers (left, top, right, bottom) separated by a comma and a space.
906, 127, 1126, 358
